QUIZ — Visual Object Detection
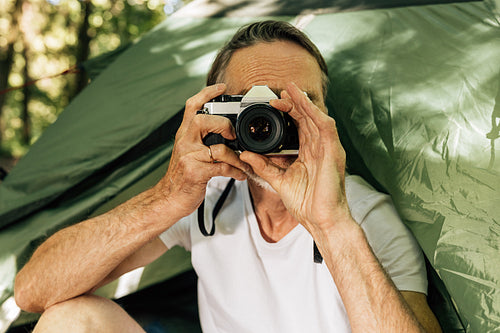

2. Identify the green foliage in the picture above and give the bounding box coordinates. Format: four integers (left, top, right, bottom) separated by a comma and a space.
0, 0, 171, 159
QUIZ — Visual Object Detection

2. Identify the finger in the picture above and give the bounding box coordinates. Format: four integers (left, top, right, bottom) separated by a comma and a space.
286, 82, 330, 130
183, 83, 226, 122
175, 149, 247, 187
190, 114, 236, 141
239, 151, 284, 190
269, 96, 293, 113
191, 144, 250, 181
280, 89, 293, 103
210, 162, 248, 181
194, 145, 248, 181
281, 87, 316, 135
272, 90, 318, 147
286, 83, 338, 147
276, 86, 319, 145
209, 144, 252, 174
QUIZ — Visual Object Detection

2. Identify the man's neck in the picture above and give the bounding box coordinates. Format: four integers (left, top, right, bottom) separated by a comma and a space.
248, 179, 299, 243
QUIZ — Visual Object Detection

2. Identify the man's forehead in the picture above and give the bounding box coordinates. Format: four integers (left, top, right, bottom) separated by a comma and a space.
223, 41, 325, 105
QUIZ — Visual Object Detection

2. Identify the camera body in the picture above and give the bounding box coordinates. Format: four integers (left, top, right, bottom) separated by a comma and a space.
199, 85, 299, 155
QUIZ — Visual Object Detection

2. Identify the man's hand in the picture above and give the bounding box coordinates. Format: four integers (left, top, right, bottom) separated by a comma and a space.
240, 82, 351, 235
151, 83, 249, 220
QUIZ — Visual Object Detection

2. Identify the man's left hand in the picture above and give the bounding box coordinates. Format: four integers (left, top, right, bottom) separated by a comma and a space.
240, 82, 352, 236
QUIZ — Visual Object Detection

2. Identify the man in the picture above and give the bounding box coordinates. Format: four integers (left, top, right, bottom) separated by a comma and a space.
15, 21, 441, 332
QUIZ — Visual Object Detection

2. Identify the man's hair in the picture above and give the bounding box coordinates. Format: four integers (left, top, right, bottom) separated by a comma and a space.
207, 20, 329, 99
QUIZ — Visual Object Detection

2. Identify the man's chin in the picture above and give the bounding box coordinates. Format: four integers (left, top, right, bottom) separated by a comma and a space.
243, 153, 297, 194
245, 171, 277, 194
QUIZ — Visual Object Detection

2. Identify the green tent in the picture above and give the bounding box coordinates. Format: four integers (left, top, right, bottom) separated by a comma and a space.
1, 1, 499, 331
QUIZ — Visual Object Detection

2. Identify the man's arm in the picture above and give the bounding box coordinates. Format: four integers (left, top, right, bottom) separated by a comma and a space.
14, 191, 178, 313
14, 83, 250, 314
402, 291, 442, 333
314, 220, 425, 332
90, 237, 169, 293
241, 82, 435, 332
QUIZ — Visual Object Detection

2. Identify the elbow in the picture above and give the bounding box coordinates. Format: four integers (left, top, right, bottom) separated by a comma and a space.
14, 271, 44, 313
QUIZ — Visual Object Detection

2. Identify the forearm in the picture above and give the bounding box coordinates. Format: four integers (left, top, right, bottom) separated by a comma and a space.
313, 216, 424, 333
14, 187, 180, 313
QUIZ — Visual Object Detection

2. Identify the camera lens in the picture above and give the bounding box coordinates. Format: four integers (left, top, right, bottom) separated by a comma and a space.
247, 117, 272, 142
236, 104, 285, 154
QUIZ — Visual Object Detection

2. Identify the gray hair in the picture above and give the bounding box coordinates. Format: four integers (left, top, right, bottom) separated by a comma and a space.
206, 20, 329, 100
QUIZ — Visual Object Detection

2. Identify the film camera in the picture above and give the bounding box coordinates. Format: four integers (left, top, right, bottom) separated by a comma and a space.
199, 85, 299, 155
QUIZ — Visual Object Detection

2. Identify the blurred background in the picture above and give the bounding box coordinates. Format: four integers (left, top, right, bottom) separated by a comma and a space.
0, 0, 189, 172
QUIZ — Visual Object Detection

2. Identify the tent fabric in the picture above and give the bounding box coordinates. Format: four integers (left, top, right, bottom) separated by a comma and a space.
1, 1, 499, 331
172, 0, 483, 17
320, 3, 500, 331
80, 43, 132, 81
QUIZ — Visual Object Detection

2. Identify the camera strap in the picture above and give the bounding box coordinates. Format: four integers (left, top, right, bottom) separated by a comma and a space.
197, 178, 323, 263
198, 178, 235, 236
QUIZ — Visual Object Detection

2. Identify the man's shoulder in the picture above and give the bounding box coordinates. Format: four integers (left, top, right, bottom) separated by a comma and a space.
345, 174, 386, 201
345, 174, 392, 225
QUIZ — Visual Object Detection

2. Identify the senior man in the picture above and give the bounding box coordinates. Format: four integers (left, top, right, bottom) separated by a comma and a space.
15, 21, 441, 332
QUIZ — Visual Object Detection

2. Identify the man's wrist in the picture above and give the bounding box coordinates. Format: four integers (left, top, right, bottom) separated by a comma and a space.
309, 207, 358, 237
308, 211, 367, 261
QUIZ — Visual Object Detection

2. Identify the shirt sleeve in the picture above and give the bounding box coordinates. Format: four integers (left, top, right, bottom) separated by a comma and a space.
360, 194, 428, 294
159, 214, 193, 251
346, 175, 427, 295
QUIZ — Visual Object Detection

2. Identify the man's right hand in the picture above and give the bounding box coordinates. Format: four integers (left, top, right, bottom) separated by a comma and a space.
14, 84, 249, 313
150, 83, 249, 220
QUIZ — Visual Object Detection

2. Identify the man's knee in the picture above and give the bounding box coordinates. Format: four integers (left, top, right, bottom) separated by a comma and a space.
34, 295, 144, 333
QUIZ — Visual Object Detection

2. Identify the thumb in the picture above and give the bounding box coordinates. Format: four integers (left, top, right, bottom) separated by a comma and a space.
239, 151, 284, 189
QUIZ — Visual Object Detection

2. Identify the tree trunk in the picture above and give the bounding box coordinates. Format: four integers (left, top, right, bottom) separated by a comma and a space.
72, 0, 92, 99
21, 37, 31, 145
0, 0, 22, 146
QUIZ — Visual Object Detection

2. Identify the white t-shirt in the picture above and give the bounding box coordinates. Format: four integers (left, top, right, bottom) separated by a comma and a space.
160, 175, 427, 333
